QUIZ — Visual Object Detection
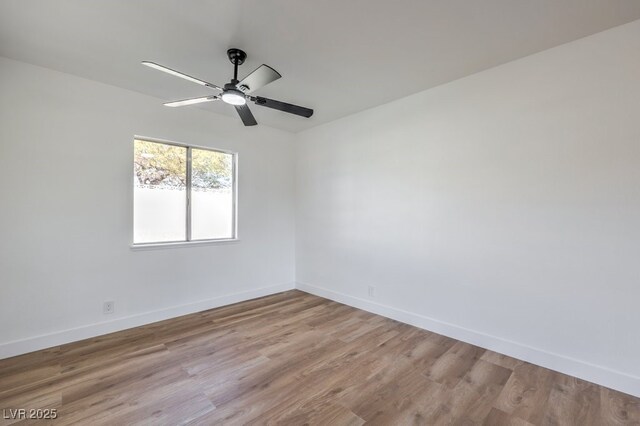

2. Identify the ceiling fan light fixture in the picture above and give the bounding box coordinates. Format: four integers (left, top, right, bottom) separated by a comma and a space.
221, 89, 247, 105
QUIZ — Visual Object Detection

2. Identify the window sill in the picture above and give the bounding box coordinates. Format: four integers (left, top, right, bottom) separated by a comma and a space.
130, 239, 240, 250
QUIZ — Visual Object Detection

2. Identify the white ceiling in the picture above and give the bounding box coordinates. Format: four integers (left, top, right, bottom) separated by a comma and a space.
1, 1, 640, 133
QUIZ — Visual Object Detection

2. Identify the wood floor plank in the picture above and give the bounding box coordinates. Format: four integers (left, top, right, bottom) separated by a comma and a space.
258, 401, 365, 426
0, 348, 61, 394
484, 407, 536, 426
1, 290, 638, 425
423, 341, 487, 388
600, 387, 640, 425
542, 375, 602, 426
431, 358, 513, 424
493, 362, 561, 425
481, 350, 526, 370
353, 368, 442, 424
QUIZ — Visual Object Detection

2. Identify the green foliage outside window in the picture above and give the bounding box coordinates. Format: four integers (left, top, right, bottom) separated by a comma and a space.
134, 140, 232, 190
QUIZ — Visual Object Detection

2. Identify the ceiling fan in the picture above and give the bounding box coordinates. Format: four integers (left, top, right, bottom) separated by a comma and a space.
142, 48, 313, 126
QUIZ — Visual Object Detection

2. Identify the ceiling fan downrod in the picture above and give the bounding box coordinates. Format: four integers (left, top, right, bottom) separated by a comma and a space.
227, 48, 247, 83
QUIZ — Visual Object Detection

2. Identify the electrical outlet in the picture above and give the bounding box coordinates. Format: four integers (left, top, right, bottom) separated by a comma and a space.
103, 301, 115, 314
368, 286, 376, 298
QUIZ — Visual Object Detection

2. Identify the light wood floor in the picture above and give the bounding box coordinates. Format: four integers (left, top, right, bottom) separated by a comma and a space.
1, 291, 638, 425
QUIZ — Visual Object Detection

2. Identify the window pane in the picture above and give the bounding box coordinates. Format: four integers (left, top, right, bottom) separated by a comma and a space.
133, 140, 187, 243
191, 148, 234, 240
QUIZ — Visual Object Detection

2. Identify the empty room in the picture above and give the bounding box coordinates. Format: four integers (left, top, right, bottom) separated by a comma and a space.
1, 0, 639, 424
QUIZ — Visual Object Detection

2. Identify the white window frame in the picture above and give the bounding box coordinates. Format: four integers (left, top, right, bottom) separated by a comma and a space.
131, 135, 238, 249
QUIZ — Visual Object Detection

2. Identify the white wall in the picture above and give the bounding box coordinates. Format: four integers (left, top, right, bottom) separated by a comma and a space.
296, 20, 640, 396
0, 56, 296, 357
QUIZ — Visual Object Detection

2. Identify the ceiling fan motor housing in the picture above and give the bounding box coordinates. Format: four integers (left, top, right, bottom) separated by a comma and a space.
227, 48, 247, 66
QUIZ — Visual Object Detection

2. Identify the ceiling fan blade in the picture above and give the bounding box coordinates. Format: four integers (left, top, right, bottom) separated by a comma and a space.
237, 64, 281, 94
142, 61, 222, 90
234, 104, 258, 126
251, 96, 313, 118
164, 96, 218, 107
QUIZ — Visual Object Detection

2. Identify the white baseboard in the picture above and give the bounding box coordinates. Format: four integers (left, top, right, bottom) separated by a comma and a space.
0, 282, 295, 360
295, 281, 640, 398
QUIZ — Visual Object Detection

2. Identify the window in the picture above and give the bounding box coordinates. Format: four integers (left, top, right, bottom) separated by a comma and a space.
133, 138, 236, 245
